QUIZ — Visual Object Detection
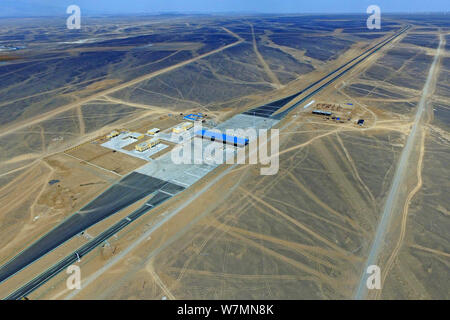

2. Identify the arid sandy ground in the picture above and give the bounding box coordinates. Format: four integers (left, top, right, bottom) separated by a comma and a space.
376, 33, 450, 300
0, 15, 448, 299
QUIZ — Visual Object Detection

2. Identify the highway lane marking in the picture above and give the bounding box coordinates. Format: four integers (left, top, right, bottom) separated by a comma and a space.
5, 201, 160, 299
170, 179, 189, 187
6, 26, 409, 300
184, 171, 202, 179
272, 26, 409, 119
62, 88, 306, 299
68, 27, 410, 299
158, 189, 175, 197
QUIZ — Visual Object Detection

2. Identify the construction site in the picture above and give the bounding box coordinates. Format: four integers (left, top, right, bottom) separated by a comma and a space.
0, 12, 448, 302
56, 108, 257, 183
306, 101, 367, 126
59, 99, 367, 183
64, 118, 194, 175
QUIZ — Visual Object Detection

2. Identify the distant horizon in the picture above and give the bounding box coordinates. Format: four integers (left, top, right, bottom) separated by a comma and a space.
1, 11, 449, 19
1, 0, 449, 18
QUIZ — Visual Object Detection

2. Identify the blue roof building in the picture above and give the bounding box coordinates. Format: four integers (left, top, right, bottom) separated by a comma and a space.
195, 129, 249, 147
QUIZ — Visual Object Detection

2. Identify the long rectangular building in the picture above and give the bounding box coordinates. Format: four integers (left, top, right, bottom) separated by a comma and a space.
195, 129, 249, 147
135, 138, 160, 152
312, 110, 332, 116
173, 122, 194, 133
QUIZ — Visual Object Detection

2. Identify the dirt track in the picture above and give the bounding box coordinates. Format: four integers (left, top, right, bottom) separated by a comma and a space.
354, 33, 445, 300
0, 34, 244, 139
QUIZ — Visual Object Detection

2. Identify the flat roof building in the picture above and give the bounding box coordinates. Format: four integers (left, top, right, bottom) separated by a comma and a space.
312, 110, 332, 116
147, 128, 160, 135
173, 122, 194, 133
106, 130, 120, 139
135, 138, 160, 152
183, 113, 205, 121
195, 129, 249, 147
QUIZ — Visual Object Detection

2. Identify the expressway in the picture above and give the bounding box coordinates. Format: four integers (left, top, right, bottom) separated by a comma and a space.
0, 172, 179, 284
243, 25, 410, 119
3, 25, 409, 300
5, 189, 180, 300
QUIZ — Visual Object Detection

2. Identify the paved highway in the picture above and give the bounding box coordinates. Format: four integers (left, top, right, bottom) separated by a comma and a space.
244, 26, 410, 118
273, 25, 410, 119
3, 25, 409, 300
0, 172, 174, 284
5, 190, 175, 300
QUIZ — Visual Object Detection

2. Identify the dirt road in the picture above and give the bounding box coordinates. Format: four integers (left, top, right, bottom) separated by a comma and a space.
353, 33, 445, 300
0, 36, 243, 140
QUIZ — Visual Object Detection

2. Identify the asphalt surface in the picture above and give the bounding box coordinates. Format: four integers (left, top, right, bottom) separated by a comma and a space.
5, 188, 181, 300
243, 26, 409, 119
273, 25, 410, 119
353, 33, 444, 300
0, 172, 171, 284
3, 25, 409, 300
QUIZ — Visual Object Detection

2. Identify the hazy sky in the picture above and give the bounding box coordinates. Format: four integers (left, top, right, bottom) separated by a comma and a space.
1, 0, 449, 16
